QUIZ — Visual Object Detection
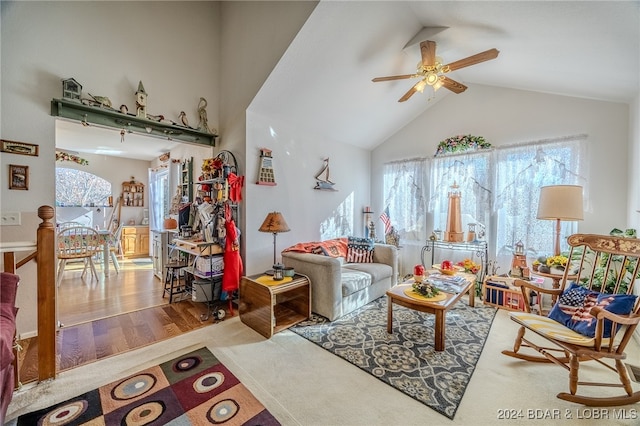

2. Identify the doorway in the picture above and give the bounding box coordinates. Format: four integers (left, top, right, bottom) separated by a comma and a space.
54, 121, 175, 327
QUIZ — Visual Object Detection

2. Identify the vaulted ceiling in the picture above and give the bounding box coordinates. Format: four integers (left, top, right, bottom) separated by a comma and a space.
251, 1, 639, 150
59, 1, 639, 159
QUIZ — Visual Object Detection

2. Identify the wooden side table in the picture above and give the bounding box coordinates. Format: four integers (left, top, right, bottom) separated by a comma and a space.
239, 273, 311, 338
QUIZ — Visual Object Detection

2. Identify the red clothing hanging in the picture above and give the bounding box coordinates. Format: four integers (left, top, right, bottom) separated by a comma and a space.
222, 203, 243, 294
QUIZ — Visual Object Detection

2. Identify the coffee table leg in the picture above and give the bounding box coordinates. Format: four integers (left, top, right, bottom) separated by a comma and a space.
469, 283, 475, 307
387, 296, 393, 333
434, 311, 445, 351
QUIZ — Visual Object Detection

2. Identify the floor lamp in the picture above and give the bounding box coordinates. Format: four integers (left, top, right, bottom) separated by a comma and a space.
259, 211, 291, 265
537, 185, 584, 256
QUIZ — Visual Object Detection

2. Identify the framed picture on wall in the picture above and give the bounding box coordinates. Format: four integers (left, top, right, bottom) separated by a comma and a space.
9, 164, 28, 190
1, 139, 39, 156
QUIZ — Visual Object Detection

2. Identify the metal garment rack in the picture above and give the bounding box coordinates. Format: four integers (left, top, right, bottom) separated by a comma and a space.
421, 240, 489, 283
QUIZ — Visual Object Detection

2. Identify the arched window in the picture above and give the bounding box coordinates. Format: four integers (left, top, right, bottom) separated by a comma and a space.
56, 168, 112, 207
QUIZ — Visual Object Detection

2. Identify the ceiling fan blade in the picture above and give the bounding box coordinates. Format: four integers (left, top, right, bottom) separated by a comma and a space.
445, 48, 499, 72
420, 40, 436, 67
398, 82, 422, 102
372, 74, 416, 82
441, 76, 467, 94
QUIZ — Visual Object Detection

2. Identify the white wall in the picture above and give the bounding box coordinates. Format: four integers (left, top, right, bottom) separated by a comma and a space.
372, 84, 630, 273
244, 110, 371, 274
628, 94, 640, 231
219, 1, 317, 269
1, 1, 220, 336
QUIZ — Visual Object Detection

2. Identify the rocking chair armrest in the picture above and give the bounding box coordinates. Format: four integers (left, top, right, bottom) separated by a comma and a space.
589, 307, 640, 326
512, 279, 563, 296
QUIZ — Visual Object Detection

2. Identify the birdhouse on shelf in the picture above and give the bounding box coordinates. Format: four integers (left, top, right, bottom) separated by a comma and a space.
62, 78, 82, 101
135, 80, 148, 118
510, 240, 530, 279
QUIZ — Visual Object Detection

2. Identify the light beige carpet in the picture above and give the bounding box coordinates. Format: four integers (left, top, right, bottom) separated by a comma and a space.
6, 305, 640, 425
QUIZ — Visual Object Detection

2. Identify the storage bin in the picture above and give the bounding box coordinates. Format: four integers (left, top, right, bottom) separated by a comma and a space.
195, 255, 224, 276
192, 278, 222, 302
482, 276, 528, 312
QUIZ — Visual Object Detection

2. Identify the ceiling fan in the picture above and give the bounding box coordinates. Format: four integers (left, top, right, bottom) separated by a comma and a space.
372, 40, 499, 102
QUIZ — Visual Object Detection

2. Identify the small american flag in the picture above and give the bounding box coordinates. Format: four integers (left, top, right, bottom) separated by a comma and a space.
380, 206, 391, 235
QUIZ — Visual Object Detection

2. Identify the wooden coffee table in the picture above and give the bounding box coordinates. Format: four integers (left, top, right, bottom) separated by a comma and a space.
386, 273, 475, 351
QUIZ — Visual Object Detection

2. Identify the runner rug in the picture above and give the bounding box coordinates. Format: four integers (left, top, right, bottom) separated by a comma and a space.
290, 296, 496, 420
15, 347, 280, 425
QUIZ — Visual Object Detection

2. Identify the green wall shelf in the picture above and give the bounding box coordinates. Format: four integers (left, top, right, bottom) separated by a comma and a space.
51, 98, 217, 147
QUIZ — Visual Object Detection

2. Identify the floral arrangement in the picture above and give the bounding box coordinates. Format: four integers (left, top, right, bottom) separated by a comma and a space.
434, 134, 492, 157
55, 150, 89, 165
202, 157, 223, 173
457, 258, 481, 274
412, 280, 440, 298
546, 255, 568, 269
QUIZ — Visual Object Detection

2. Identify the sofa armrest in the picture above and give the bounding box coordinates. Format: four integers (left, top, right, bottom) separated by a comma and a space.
281, 252, 343, 320
373, 243, 398, 282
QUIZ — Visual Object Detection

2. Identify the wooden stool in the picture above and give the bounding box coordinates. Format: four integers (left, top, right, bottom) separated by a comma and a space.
163, 261, 188, 303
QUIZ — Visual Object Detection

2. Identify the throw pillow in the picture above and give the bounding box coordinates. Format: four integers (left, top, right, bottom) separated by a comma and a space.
548, 282, 637, 338
346, 236, 374, 263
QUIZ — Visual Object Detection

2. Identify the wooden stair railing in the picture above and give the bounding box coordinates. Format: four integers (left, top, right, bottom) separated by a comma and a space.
1, 206, 56, 386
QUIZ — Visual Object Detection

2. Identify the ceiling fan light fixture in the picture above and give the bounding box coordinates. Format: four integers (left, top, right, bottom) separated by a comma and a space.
372, 40, 499, 102
415, 79, 427, 93
426, 73, 439, 86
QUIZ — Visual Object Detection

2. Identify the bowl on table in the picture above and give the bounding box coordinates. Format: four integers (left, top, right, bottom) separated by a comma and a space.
432, 264, 463, 276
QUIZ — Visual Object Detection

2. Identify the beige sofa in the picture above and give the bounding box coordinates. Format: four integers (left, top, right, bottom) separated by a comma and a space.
282, 243, 398, 321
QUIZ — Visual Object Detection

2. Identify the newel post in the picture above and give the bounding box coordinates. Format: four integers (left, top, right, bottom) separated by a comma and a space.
37, 205, 56, 381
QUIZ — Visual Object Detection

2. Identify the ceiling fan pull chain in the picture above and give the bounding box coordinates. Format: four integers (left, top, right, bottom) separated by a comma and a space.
120, 129, 125, 143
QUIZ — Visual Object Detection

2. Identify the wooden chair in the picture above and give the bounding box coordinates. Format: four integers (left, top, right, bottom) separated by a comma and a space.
108, 224, 124, 273
56, 226, 101, 285
503, 233, 640, 406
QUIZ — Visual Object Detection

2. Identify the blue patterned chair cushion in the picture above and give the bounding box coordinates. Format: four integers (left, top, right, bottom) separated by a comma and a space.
547, 282, 637, 338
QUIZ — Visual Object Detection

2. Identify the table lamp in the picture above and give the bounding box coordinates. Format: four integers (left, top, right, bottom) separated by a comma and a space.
259, 211, 291, 264
537, 185, 584, 256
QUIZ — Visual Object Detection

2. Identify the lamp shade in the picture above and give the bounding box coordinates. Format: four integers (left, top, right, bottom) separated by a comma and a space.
259, 212, 290, 234
537, 185, 584, 221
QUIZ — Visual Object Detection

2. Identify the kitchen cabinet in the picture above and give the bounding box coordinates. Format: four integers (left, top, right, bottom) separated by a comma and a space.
121, 225, 149, 258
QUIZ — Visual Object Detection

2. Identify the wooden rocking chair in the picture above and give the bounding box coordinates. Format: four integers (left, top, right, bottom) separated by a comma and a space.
502, 233, 640, 406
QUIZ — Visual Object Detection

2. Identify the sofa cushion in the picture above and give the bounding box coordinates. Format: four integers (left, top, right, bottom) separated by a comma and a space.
548, 282, 637, 338
346, 236, 374, 263
343, 262, 392, 284
341, 269, 372, 297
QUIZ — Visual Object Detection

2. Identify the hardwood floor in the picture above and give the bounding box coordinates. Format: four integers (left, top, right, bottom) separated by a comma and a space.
17, 257, 218, 385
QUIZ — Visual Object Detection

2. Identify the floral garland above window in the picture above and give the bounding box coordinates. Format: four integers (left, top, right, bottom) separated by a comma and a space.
55, 150, 89, 165
434, 134, 492, 157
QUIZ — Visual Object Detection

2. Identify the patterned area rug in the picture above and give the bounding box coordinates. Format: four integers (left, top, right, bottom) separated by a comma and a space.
16, 347, 280, 425
290, 296, 496, 419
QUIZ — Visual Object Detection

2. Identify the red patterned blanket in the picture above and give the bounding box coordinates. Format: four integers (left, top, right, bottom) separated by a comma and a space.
282, 237, 348, 258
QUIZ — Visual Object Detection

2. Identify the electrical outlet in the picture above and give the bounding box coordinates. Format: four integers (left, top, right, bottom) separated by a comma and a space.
1, 212, 21, 226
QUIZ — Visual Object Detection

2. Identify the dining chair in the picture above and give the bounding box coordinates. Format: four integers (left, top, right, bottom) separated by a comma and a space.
108, 224, 124, 273
56, 226, 102, 285
57, 221, 83, 229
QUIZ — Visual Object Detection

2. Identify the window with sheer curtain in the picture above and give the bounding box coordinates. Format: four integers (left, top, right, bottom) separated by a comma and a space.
429, 151, 493, 239
494, 135, 587, 260
382, 158, 428, 243
383, 135, 587, 270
